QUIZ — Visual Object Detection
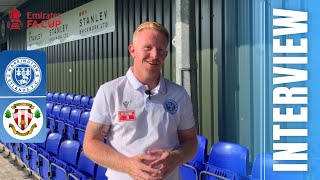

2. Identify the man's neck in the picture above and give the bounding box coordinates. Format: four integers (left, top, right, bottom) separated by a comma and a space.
131, 67, 160, 90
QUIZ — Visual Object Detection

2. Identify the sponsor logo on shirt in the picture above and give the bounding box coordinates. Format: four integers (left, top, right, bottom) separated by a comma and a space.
118, 110, 136, 121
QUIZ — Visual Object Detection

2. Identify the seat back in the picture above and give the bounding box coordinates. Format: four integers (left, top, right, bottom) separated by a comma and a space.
58, 140, 81, 168
70, 108, 83, 124
73, 94, 83, 107
66, 93, 75, 105
60, 106, 72, 121
77, 151, 97, 178
80, 96, 91, 109
79, 111, 90, 126
47, 92, 54, 101
195, 135, 208, 163
53, 92, 61, 103
45, 133, 63, 156
58, 93, 67, 104
88, 97, 94, 109
52, 104, 63, 119
36, 128, 51, 149
208, 142, 249, 176
46, 102, 54, 116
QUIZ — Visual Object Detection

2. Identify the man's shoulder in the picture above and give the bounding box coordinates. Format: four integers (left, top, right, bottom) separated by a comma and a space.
100, 75, 127, 90
164, 78, 188, 94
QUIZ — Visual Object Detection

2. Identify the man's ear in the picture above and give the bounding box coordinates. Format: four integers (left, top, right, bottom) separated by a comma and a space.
128, 44, 135, 58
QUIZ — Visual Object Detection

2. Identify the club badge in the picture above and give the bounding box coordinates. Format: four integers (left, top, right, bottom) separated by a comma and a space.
3, 99, 43, 140
163, 99, 178, 114
5, 57, 42, 94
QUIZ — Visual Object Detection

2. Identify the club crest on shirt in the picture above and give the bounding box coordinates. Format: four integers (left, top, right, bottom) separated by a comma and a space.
163, 99, 178, 114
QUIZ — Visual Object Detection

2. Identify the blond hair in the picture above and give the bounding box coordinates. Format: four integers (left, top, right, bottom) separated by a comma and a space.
133, 21, 169, 44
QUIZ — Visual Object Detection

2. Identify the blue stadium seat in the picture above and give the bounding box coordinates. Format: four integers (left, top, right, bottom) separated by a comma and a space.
50, 140, 81, 180
46, 102, 54, 128
80, 96, 91, 109
35, 128, 51, 150
65, 93, 75, 105
209, 142, 249, 176
96, 165, 108, 180
73, 94, 83, 107
65, 108, 83, 140
38, 133, 63, 180
79, 111, 90, 128
23, 128, 50, 172
27, 143, 40, 175
251, 153, 304, 180
47, 92, 54, 102
49, 104, 63, 132
58, 93, 67, 104
200, 142, 249, 180
21, 143, 30, 167
69, 151, 97, 180
13, 143, 22, 160
52, 92, 61, 103
75, 111, 90, 146
56, 106, 72, 136
88, 97, 94, 109
180, 135, 208, 180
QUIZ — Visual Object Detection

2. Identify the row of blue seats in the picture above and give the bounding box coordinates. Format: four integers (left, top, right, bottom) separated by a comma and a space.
1, 91, 302, 179
46, 92, 305, 180
1, 131, 107, 180
0, 130, 302, 180
180, 138, 304, 180
47, 92, 94, 110
46, 103, 89, 145
181, 138, 249, 180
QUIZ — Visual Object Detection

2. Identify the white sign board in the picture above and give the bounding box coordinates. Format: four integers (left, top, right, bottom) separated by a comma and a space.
27, 0, 115, 50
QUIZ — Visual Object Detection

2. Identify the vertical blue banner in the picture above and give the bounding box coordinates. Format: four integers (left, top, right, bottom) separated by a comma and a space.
0, 50, 46, 143
267, 0, 320, 179
306, 0, 320, 179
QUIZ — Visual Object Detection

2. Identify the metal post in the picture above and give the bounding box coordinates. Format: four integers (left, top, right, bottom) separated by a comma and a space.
173, 0, 198, 128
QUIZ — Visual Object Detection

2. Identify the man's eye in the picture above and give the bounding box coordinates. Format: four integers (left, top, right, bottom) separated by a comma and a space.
158, 49, 164, 53
144, 47, 152, 51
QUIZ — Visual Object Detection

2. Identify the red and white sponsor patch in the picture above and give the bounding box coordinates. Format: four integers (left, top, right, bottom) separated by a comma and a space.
118, 110, 136, 122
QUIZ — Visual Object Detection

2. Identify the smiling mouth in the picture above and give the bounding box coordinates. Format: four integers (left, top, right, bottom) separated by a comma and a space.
145, 61, 159, 65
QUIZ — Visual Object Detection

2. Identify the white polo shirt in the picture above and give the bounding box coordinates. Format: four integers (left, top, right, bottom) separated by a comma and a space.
89, 68, 195, 180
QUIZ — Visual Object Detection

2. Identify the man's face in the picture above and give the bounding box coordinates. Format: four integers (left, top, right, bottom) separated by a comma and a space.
128, 29, 168, 76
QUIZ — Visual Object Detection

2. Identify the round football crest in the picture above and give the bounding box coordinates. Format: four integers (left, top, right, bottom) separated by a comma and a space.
3, 99, 43, 140
163, 99, 178, 114
5, 57, 42, 94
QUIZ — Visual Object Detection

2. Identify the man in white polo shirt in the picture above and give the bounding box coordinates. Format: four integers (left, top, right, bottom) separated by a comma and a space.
83, 21, 198, 180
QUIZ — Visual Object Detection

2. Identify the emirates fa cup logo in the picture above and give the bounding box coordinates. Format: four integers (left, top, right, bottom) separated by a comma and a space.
7, 6, 23, 30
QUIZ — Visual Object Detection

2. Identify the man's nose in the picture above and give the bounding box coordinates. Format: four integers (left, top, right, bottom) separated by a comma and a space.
149, 48, 159, 59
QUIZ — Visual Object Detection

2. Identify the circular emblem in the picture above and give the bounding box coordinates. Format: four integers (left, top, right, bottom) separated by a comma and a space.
5, 57, 42, 94
163, 99, 178, 114
3, 99, 43, 140
0, 20, 5, 37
